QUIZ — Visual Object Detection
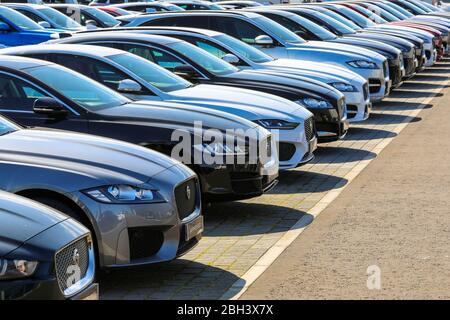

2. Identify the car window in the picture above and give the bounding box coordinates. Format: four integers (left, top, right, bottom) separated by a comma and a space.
0, 6, 43, 31
16, 10, 46, 24
22, 64, 130, 111
49, 54, 139, 93
0, 73, 48, 112
262, 13, 319, 41
39, 7, 82, 28
212, 16, 267, 45
143, 15, 209, 28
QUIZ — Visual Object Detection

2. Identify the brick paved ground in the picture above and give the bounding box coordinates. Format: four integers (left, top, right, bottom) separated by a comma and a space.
99, 59, 450, 300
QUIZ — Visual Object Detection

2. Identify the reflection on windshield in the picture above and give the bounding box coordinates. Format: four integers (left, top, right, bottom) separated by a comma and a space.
170, 41, 239, 76
39, 7, 82, 29
85, 7, 120, 27
24, 65, 129, 111
108, 53, 192, 92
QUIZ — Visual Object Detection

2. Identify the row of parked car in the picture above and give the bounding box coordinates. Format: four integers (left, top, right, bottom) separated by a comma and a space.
0, 0, 448, 300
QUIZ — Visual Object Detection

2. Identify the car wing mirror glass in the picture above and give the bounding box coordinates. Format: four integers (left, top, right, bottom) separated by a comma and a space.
222, 53, 240, 65
255, 35, 274, 47
33, 97, 68, 117
38, 21, 52, 28
117, 79, 143, 93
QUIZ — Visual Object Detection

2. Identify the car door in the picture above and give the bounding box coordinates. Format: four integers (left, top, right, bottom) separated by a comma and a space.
0, 17, 22, 47
0, 71, 89, 132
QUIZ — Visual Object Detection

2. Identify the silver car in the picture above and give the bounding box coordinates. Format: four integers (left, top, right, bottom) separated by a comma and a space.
0, 115, 203, 268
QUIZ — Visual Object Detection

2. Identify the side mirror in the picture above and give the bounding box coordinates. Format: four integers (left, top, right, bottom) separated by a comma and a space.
173, 65, 198, 79
222, 53, 240, 65
0, 22, 11, 32
33, 98, 68, 117
85, 20, 98, 28
38, 21, 52, 29
255, 35, 273, 47
117, 79, 142, 93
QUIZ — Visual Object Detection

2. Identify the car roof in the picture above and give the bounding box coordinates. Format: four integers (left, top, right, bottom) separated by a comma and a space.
2, 3, 46, 9
117, 10, 261, 22
48, 4, 89, 9
0, 44, 126, 58
64, 31, 183, 45
81, 25, 223, 37
0, 55, 52, 70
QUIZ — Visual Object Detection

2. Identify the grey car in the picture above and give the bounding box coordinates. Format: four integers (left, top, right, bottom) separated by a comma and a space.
0, 114, 203, 268
0, 191, 97, 299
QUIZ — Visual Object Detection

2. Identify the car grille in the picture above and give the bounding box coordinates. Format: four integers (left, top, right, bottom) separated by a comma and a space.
175, 178, 198, 221
304, 116, 315, 142
55, 236, 89, 295
363, 83, 369, 100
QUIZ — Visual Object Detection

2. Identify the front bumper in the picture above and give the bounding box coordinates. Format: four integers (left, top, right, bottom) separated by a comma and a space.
345, 82, 371, 123
352, 63, 389, 102
312, 107, 349, 143
277, 115, 317, 169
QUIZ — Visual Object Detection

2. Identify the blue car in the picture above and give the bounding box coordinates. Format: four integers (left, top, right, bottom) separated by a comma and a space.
3, 4, 86, 31
0, 6, 62, 47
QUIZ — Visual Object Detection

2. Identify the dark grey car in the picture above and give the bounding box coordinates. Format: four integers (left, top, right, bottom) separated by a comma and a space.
0, 113, 203, 268
0, 190, 97, 299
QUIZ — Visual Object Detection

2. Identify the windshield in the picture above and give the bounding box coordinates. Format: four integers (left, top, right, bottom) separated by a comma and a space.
401, 1, 427, 14
216, 34, 273, 63
108, 53, 192, 92
352, 4, 388, 23
307, 10, 356, 35
0, 6, 43, 30
254, 16, 305, 44
0, 117, 19, 136
163, 4, 184, 11
169, 40, 239, 76
313, 7, 361, 31
39, 7, 82, 28
208, 3, 225, 9
85, 7, 119, 27
24, 64, 129, 110
328, 5, 376, 28
372, 2, 409, 19
383, 2, 414, 18
408, 0, 433, 12
289, 13, 337, 40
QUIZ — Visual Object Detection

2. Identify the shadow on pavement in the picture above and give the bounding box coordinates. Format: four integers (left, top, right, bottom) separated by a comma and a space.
400, 81, 450, 90
345, 127, 397, 140
99, 260, 241, 300
413, 74, 450, 81
390, 90, 443, 99
373, 100, 432, 111
368, 113, 422, 124
312, 146, 376, 163
204, 202, 313, 237
275, 170, 347, 194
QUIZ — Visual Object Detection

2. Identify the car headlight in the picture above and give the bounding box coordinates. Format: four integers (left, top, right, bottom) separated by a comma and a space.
84, 185, 165, 203
255, 119, 299, 130
194, 142, 247, 155
329, 82, 357, 92
297, 98, 333, 109
346, 60, 379, 69
0, 259, 38, 280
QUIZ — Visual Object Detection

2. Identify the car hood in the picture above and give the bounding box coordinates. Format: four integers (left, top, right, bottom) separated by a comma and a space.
332, 37, 401, 57
297, 41, 385, 62
95, 100, 261, 132
220, 69, 341, 99
168, 84, 312, 121
2, 128, 181, 187
0, 191, 68, 257
261, 59, 365, 84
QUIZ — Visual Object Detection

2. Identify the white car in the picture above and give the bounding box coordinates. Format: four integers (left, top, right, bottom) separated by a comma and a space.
118, 10, 390, 102
2, 44, 317, 169
126, 27, 371, 122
